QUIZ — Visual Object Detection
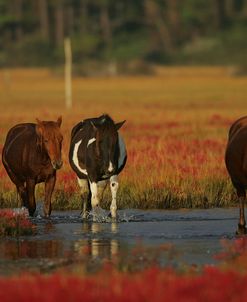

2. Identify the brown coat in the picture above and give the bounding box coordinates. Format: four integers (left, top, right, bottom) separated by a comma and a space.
2, 118, 63, 217
225, 116, 247, 234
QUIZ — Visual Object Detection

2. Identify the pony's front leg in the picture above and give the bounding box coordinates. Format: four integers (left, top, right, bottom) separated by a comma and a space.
44, 174, 56, 217
26, 178, 36, 216
110, 175, 119, 219
89, 181, 99, 210
77, 178, 91, 219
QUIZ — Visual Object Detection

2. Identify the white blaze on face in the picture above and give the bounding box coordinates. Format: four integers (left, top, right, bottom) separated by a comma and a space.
108, 161, 114, 172
72, 140, 88, 175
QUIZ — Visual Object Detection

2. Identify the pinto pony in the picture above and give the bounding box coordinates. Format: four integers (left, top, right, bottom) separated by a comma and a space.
69, 114, 127, 219
2, 117, 63, 217
225, 116, 247, 234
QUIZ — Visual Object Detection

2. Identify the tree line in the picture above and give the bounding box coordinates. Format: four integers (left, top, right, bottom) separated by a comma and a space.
0, 0, 247, 67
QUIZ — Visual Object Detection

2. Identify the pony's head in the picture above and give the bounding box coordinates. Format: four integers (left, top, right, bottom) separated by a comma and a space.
36, 116, 63, 170
91, 114, 125, 176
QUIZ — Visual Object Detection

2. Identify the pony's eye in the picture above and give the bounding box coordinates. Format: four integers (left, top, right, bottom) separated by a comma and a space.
44, 139, 49, 143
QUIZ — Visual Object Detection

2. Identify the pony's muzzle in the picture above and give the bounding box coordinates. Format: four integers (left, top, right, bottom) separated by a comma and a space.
52, 160, 63, 170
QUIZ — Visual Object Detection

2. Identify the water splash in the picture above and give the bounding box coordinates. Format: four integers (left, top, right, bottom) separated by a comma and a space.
87, 207, 112, 223
86, 208, 136, 223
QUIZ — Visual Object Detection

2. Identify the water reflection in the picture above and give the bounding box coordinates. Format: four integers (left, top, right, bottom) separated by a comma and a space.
0, 221, 122, 275
75, 222, 119, 260
43, 221, 55, 234
0, 240, 63, 259
0, 208, 234, 276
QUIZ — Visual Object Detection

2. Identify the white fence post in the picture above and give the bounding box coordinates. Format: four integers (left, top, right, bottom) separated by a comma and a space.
64, 37, 72, 109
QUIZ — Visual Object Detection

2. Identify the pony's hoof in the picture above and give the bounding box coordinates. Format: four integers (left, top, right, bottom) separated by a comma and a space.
81, 211, 90, 220
43, 214, 51, 219
236, 224, 247, 235
108, 212, 118, 221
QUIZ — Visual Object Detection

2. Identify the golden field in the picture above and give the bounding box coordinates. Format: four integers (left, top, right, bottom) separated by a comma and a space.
0, 66, 247, 210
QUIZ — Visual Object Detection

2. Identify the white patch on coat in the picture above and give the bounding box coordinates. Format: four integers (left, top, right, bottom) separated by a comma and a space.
108, 161, 114, 172
73, 140, 88, 175
87, 137, 96, 147
118, 134, 126, 169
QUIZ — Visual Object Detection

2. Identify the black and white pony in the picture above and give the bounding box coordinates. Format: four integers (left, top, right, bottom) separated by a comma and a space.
69, 114, 127, 219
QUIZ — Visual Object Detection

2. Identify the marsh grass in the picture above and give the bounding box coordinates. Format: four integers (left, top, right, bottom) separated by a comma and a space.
0, 208, 35, 236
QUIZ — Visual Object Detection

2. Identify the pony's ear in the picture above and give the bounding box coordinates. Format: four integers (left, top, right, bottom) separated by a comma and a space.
36, 118, 42, 126
115, 120, 126, 130
57, 116, 62, 127
35, 118, 43, 137
91, 121, 98, 131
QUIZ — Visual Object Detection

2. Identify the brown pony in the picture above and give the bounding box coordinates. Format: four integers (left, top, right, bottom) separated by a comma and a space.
225, 116, 247, 234
2, 117, 63, 217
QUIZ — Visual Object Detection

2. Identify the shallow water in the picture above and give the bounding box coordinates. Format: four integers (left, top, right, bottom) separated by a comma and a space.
0, 207, 238, 275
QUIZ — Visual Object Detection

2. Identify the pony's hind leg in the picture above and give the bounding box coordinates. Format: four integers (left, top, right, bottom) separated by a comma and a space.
77, 178, 91, 219
98, 180, 107, 202
235, 184, 247, 235
86, 189, 92, 214
4, 166, 27, 208
16, 183, 28, 208
110, 175, 119, 219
